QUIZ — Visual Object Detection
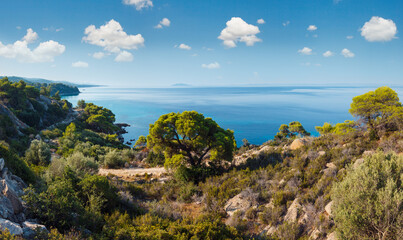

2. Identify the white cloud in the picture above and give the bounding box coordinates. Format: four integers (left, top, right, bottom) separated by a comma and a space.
307, 25, 317, 31
56, 28, 63, 32
341, 48, 355, 58
202, 62, 220, 69
123, 0, 153, 10
283, 21, 290, 27
155, 18, 171, 29
323, 51, 334, 57
298, 47, 313, 55
16, 26, 21, 30
72, 61, 89, 68
23, 28, 38, 43
361, 16, 397, 42
218, 17, 262, 48
346, 35, 354, 39
92, 52, 105, 59
83, 19, 144, 53
0, 29, 65, 63
257, 19, 265, 24
115, 51, 133, 62
177, 43, 191, 50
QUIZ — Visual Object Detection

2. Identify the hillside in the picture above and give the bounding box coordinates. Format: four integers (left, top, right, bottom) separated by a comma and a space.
0, 83, 401, 239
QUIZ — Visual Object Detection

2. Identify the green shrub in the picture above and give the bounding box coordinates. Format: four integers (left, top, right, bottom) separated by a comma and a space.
25, 140, 51, 166
332, 152, 402, 239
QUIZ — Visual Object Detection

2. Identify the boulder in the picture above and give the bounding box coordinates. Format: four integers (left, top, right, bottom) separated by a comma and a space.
1, 180, 23, 214
310, 229, 321, 240
22, 221, 48, 239
224, 193, 252, 216
261, 225, 277, 236
0, 158, 4, 172
318, 151, 326, 156
0, 196, 14, 219
284, 198, 302, 223
326, 162, 337, 169
325, 201, 333, 217
0, 218, 23, 235
290, 138, 309, 150
327, 231, 337, 240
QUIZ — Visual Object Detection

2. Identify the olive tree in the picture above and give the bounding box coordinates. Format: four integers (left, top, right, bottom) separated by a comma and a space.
147, 111, 236, 169
331, 152, 402, 240
25, 139, 51, 166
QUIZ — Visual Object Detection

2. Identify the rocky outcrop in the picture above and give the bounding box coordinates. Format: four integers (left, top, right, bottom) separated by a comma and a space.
0, 104, 28, 130
325, 201, 333, 217
22, 221, 48, 239
284, 198, 302, 223
289, 138, 312, 150
0, 158, 47, 236
224, 192, 252, 216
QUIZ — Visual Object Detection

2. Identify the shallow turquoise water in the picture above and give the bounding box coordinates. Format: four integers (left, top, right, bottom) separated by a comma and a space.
63, 86, 402, 145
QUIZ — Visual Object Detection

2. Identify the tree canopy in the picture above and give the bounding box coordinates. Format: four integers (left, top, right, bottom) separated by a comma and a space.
147, 111, 236, 169
274, 121, 310, 140
349, 86, 402, 136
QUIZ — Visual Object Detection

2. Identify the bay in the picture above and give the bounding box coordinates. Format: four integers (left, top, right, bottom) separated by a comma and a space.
63, 86, 402, 145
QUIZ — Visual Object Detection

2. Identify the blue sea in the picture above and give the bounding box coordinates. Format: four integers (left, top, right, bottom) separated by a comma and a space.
63, 86, 402, 146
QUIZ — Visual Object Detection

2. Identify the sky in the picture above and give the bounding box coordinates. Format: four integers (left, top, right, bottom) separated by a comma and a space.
0, 0, 401, 87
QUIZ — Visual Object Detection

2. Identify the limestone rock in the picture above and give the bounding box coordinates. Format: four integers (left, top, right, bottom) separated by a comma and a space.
262, 225, 277, 236
22, 221, 48, 238
284, 198, 302, 223
224, 192, 253, 216
327, 231, 337, 240
1, 180, 23, 214
0, 218, 23, 235
310, 229, 321, 240
0, 158, 4, 172
326, 162, 337, 169
0, 196, 14, 219
290, 138, 310, 150
318, 151, 326, 156
325, 201, 333, 217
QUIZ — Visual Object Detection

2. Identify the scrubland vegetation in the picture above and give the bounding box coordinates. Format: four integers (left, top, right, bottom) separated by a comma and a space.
0, 79, 401, 239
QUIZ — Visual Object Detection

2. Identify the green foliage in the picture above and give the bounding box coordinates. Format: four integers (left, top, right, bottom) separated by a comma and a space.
25, 140, 51, 166
275, 121, 310, 140
82, 103, 118, 133
147, 111, 236, 170
350, 86, 403, 137
77, 99, 86, 109
0, 142, 35, 183
331, 152, 403, 239
134, 135, 147, 148
103, 150, 126, 169
315, 120, 357, 136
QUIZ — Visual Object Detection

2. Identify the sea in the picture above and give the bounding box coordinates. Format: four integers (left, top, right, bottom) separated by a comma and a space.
62, 86, 403, 146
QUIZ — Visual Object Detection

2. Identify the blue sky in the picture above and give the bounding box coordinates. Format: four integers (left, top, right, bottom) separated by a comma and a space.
0, 0, 401, 87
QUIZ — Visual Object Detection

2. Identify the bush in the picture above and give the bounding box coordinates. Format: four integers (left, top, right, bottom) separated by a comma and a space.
25, 140, 51, 166
103, 150, 125, 169
331, 152, 402, 239
0, 142, 35, 183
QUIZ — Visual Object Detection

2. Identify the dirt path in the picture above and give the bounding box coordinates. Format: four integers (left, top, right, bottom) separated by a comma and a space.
99, 167, 167, 181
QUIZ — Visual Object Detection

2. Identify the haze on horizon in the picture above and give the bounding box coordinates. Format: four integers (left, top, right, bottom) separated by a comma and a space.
0, 0, 401, 87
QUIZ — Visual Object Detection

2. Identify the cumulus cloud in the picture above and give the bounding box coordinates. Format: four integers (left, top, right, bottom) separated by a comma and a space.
176, 43, 191, 50
298, 47, 313, 55
92, 52, 105, 59
115, 51, 133, 62
307, 25, 317, 31
323, 51, 334, 57
72, 61, 88, 68
257, 19, 265, 24
361, 16, 397, 42
155, 18, 171, 29
83, 20, 144, 53
123, 0, 153, 10
202, 62, 220, 69
23, 29, 38, 43
0, 29, 65, 63
341, 48, 354, 58
218, 17, 262, 48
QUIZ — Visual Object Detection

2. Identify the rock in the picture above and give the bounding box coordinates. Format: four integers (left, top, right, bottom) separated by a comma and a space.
363, 150, 374, 156
325, 201, 333, 216
0, 158, 4, 172
318, 151, 326, 156
266, 225, 277, 236
1, 180, 24, 214
284, 198, 302, 223
326, 162, 337, 169
0, 196, 14, 219
22, 221, 48, 238
224, 193, 252, 216
353, 158, 365, 169
326, 231, 337, 240
0, 218, 23, 235
310, 229, 321, 240
290, 138, 309, 150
